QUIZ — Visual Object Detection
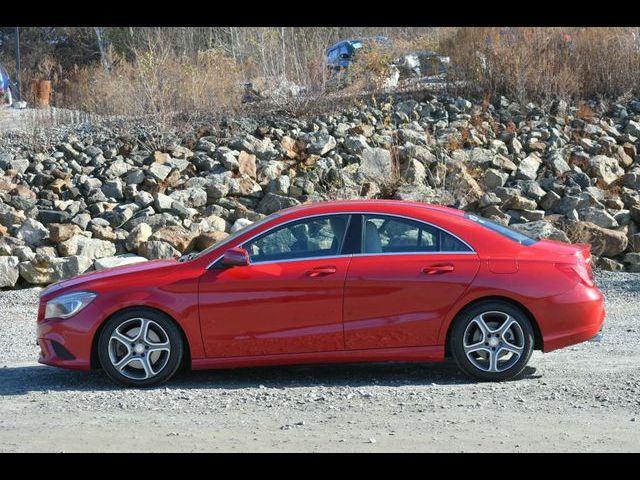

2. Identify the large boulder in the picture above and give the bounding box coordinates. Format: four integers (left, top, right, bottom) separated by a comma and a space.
58, 235, 116, 260
566, 222, 628, 257
18, 255, 93, 284
509, 221, 570, 242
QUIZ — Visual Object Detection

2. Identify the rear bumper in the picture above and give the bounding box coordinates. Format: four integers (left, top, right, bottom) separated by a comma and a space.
527, 282, 605, 353
589, 326, 604, 343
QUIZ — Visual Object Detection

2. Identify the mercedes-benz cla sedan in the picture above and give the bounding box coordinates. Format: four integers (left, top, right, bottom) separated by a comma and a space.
37, 200, 605, 387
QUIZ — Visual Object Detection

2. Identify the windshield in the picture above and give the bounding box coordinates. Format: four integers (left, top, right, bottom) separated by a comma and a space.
185, 212, 281, 261
465, 213, 538, 246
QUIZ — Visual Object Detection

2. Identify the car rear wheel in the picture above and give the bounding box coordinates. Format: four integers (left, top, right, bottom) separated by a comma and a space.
98, 309, 183, 387
450, 301, 534, 382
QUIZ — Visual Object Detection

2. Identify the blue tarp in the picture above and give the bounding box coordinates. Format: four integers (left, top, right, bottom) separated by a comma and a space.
0, 64, 10, 90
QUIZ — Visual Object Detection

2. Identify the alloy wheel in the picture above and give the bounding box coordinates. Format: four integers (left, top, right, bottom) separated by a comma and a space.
108, 317, 171, 380
462, 311, 525, 373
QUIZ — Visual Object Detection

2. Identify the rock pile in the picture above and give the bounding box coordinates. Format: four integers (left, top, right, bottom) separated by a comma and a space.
2, 93, 640, 288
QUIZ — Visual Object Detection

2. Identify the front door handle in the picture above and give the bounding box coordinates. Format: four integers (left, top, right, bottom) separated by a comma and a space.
305, 266, 337, 277
422, 264, 455, 275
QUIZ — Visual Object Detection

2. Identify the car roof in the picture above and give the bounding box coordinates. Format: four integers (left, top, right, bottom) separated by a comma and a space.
277, 199, 465, 218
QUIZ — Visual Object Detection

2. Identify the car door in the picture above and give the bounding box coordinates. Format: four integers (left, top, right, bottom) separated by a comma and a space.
199, 214, 352, 358
343, 214, 480, 350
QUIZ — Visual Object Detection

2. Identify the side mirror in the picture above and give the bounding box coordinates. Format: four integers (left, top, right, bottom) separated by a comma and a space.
221, 247, 250, 267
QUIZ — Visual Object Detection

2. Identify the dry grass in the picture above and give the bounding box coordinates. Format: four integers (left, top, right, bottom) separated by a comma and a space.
443, 27, 640, 103
57, 41, 243, 127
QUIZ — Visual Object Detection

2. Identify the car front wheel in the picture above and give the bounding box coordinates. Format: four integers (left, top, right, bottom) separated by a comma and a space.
450, 301, 534, 381
98, 309, 183, 387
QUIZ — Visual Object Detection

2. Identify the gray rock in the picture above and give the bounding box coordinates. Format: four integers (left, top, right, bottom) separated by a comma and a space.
0, 256, 20, 287
169, 187, 207, 208
624, 119, 640, 137
9, 158, 29, 174
545, 153, 571, 175
400, 159, 426, 185
594, 256, 624, 271
502, 194, 537, 211
268, 176, 291, 196
256, 193, 300, 215
154, 193, 174, 211
479, 192, 502, 208
540, 191, 562, 211
93, 255, 148, 270
231, 218, 254, 233
126, 223, 152, 252
516, 154, 541, 181
621, 172, 640, 190
124, 169, 146, 185
588, 155, 624, 186
306, 132, 337, 156
567, 222, 628, 257
105, 159, 131, 177
579, 207, 619, 229
18, 254, 93, 284
509, 221, 570, 242
58, 235, 116, 260
16, 219, 49, 247
137, 241, 180, 260
343, 135, 369, 154
148, 163, 172, 181
101, 179, 124, 199
482, 169, 509, 189
359, 148, 394, 182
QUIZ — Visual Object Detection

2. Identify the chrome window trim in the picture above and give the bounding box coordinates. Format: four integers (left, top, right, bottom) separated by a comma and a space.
205, 211, 476, 269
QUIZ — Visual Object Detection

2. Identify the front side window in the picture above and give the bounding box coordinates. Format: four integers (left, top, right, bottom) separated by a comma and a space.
243, 215, 350, 264
362, 215, 472, 254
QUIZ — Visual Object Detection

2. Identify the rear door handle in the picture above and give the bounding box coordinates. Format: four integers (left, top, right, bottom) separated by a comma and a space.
422, 264, 455, 275
305, 266, 337, 277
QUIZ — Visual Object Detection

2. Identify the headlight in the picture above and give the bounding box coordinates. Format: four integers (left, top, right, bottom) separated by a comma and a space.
44, 291, 97, 319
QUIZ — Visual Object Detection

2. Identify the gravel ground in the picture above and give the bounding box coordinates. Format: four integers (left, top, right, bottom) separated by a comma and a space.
0, 271, 639, 452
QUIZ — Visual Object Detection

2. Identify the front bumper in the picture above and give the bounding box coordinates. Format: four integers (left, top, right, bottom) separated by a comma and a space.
36, 302, 101, 371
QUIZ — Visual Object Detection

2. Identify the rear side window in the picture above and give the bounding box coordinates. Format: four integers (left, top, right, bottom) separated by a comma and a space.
361, 215, 472, 254
465, 213, 537, 246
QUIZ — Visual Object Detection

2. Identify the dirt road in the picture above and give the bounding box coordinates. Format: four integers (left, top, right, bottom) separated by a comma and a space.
1, 271, 638, 452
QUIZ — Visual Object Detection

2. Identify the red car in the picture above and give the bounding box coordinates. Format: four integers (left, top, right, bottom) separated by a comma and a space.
37, 200, 605, 387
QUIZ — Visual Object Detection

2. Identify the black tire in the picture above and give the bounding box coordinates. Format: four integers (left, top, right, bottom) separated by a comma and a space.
98, 308, 184, 388
450, 300, 534, 382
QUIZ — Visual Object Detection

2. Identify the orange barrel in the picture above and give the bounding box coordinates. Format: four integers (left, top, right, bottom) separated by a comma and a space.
37, 80, 51, 107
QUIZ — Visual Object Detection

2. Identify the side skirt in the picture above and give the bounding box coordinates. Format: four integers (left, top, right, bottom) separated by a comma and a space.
191, 345, 445, 370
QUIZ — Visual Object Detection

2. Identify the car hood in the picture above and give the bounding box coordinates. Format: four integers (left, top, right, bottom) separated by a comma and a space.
40, 259, 178, 299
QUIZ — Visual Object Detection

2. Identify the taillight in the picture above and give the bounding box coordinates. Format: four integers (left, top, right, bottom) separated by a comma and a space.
555, 262, 595, 287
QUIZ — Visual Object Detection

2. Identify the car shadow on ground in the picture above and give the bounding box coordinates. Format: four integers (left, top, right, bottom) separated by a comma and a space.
0, 361, 541, 395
